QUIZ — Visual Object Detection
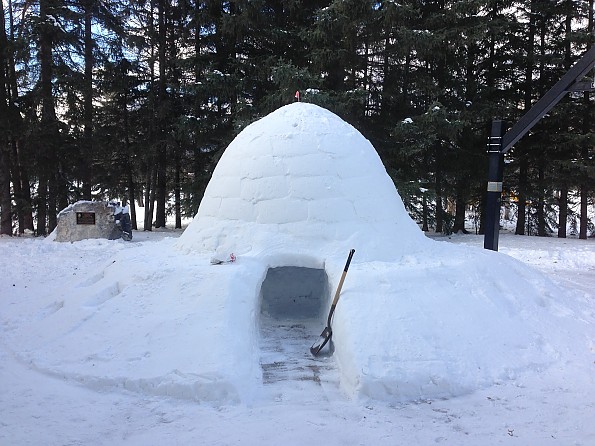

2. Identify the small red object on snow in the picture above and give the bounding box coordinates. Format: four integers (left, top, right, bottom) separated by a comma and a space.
294, 90, 300, 102
210, 253, 237, 265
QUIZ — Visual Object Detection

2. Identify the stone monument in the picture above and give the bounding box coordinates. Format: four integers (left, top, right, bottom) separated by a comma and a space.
54, 201, 123, 242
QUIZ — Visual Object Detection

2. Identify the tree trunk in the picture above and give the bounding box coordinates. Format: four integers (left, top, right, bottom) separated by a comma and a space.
154, 0, 168, 228
402, 50, 411, 113
155, 154, 167, 228
149, 164, 157, 226
515, 158, 528, 235
452, 181, 468, 234
535, 16, 549, 238
174, 147, 181, 229
144, 0, 156, 231
128, 165, 137, 231
10, 141, 24, 233
12, 132, 34, 234
515, 0, 537, 237
536, 163, 546, 236
6, 0, 33, 233
37, 175, 48, 235
478, 192, 486, 235
137, 185, 144, 208
143, 160, 153, 231
122, 87, 137, 231
434, 141, 444, 233
557, 186, 567, 238
47, 176, 59, 233
38, 0, 59, 235
580, 0, 593, 239
0, 150, 12, 235
579, 92, 590, 239
557, 1, 571, 239
81, 0, 93, 199
0, 2, 13, 235
579, 184, 588, 239
422, 194, 429, 232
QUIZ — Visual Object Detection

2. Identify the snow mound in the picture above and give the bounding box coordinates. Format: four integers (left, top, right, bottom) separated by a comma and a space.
334, 242, 586, 401
177, 102, 426, 262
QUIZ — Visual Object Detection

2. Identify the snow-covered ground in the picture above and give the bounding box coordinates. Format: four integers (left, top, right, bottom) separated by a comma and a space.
1, 230, 593, 445
1, 103, 594, 444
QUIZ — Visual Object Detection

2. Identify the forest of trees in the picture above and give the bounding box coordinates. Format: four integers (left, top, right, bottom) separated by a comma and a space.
0, 0, 593, 238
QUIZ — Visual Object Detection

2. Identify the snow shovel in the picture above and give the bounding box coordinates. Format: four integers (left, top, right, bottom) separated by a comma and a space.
310, 249, 355, 356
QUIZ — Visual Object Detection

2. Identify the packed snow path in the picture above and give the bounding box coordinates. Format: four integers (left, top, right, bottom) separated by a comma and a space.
257, 259, 344, 402
259, 315, 343, 403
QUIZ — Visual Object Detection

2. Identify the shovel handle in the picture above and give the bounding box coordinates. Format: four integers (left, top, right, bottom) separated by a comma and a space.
343, 248, 355, 272
327, 249, 355, 325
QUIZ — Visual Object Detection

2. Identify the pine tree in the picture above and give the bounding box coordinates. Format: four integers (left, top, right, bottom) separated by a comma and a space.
578, 0, 594, 238
0, 0, 12, 235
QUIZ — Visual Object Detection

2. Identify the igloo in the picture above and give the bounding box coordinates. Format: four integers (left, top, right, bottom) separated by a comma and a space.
9, 103, 578, 406
176, 102, 437, 396
177, 102, 427, 262
173, 103, 572, 402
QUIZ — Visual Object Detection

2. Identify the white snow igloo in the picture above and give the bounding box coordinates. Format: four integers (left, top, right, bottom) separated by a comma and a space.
177, 102, 426, 264
171, 103, 574, 403
177, 102, 427, 327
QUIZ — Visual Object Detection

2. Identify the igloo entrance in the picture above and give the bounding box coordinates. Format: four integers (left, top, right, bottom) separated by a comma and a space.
259, 266, 332, 383
259, 267, 329, 320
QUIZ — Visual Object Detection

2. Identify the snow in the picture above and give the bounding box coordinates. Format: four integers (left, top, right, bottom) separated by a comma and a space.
178, 103, 426, 263
1, 232, 594, 444
1, 103, 594, 444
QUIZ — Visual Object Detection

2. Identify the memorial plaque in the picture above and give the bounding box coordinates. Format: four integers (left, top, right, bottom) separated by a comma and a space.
76, 212, 96, 225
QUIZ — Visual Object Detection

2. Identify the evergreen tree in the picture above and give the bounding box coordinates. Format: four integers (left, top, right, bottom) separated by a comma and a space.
0, 0, 12, 235
1, 0, 593, 238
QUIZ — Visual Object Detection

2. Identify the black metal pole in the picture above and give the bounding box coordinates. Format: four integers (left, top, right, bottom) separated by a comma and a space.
501, 45, 595, 154
482, 47, 594, 251
484, 120, 505, 251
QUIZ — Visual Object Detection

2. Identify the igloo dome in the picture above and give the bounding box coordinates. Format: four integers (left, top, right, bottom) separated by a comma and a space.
177, 102, 426, 261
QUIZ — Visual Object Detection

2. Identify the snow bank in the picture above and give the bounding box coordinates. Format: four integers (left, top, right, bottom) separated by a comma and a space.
2, 237, 263, 403
334, 241, 587, 401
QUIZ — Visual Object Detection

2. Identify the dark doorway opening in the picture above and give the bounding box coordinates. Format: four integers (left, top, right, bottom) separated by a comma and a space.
258, 266, 332, 384
259, 266, 329, 320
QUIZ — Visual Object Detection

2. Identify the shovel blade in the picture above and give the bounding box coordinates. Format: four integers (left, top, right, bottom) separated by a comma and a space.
310, 326, 332, 356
